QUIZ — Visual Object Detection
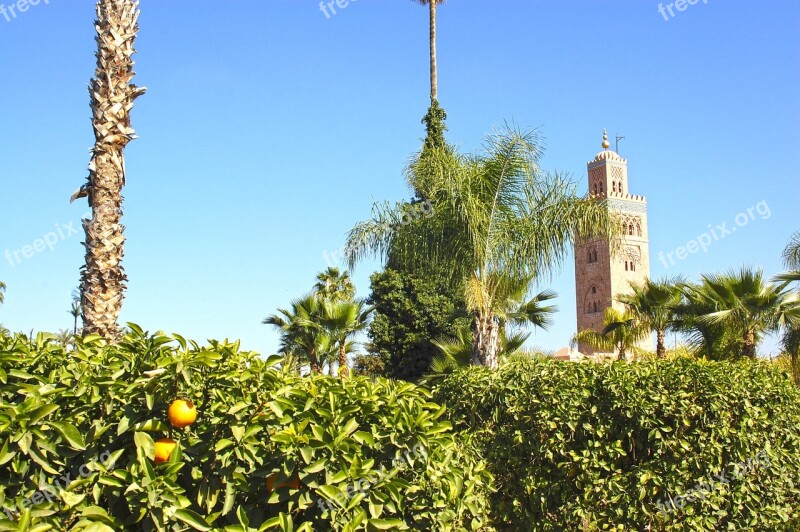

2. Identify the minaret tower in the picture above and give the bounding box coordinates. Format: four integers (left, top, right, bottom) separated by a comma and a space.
574, 130, 651, 356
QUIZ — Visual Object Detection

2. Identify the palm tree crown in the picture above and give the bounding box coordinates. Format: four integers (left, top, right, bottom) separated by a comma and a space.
616, 278, 682, 358
572, 308, 650, 361
693, 268, 800, 359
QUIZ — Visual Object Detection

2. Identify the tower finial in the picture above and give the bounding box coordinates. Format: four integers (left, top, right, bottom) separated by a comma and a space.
602, 129, 610, 150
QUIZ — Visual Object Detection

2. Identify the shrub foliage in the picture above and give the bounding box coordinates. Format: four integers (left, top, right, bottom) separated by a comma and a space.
0, 327, 492, 531
429, 357, 800, 531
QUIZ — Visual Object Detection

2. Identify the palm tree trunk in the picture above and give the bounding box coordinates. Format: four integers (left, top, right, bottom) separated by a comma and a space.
338, 343, 349, 378
80, 0, 146, 341
309, 348, 320, 374
471, 313, 500, 369
618, 344, 627, 361
656, 330, 667, 359
743, 329, 757, 359
429, 0, 438, 103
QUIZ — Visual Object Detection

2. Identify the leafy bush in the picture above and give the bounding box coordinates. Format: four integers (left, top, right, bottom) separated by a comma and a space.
0, 327, 492, 531
429, 357, 800, 531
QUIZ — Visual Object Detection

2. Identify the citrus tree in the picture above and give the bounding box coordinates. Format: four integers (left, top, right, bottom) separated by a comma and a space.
0, 327, 492, 530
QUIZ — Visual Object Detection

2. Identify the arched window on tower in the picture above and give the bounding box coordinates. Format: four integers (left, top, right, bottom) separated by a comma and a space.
619, 183, 624, 194
637, 224, 642, 237
593, 301, 598, 313
629, 224, 634, 236
600, 183, 604, 193
612, 182, 616, 193
593, 183, 598, 194
625, 261, 629, 271
593, 251, 598, 262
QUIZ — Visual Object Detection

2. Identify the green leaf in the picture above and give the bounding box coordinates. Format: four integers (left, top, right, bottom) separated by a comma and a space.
174, 509, 212, 531
50, 422, 86, 450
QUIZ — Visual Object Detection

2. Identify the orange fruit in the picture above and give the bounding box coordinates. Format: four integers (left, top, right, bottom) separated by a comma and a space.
168, 399, 197, 429
266, 472, 302, 491
154, 438, 177, 464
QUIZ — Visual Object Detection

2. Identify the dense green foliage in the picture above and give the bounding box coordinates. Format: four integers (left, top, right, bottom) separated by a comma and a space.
429, 358, 800, 531
0, 327, 492, 531
366, 269, 469, 381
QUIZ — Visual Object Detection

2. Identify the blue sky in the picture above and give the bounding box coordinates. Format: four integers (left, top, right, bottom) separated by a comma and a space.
0, 0, 798, 357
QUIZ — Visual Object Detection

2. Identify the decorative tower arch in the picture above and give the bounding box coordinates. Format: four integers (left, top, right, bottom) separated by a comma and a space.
574, 130, 652, 356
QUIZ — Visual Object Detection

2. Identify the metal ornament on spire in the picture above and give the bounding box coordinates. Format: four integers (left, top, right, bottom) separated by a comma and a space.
602, 129, 611, 150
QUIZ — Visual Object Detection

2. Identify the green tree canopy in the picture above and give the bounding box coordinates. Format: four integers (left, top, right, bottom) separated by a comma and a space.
347, 126, 618, 368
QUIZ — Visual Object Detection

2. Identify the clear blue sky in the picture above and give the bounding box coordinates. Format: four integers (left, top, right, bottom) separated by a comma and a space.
1, 0, 798, 357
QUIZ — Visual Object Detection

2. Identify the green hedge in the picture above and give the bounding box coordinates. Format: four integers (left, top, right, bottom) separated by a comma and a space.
0, 328, 492, 531
428, 357, 800, 531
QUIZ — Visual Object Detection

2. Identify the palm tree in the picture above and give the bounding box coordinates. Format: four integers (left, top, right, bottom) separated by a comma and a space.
411, 0, 445, 104
69, 289, 81, 336
694, 268, 800, 359
0, 281, 5, 306
431, 284, 554, 372
263, 295, 332, 374
319, 300, 373, 378
346, 126, 618, 368
783, 231, 800, 269
72, 0, 146, 341
314, 267, 356, 302
572, 308, 649, 361
616, 279, 682, 359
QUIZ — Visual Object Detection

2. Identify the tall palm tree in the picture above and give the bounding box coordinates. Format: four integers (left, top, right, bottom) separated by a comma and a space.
411, 0, 445, 104
616, 279, 682, 359
0, 281, 5, 306
695, 268, 800, 359
72, 0, 146, 341
319, 300, 372, 378
346, 126, 618, 368
314, 267, 356, 302
263, 295, 332, 374
572, 308, 649, 361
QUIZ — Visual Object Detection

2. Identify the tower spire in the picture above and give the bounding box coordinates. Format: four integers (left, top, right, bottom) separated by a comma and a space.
602, 129, 610, 150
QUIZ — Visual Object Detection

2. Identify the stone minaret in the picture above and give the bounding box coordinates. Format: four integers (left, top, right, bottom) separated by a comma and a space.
574, 130, 651, 356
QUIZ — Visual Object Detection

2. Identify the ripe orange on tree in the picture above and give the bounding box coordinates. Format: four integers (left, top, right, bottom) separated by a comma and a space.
168, 399, 197, 428
154, 438, 177, 464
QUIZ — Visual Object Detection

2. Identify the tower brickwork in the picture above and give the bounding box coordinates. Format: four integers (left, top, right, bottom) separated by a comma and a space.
574, 130, 651, 356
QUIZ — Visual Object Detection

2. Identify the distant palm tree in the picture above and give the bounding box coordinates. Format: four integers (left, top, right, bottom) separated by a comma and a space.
0, 281, 5, 306
55, 330, 74, 348
617, 279, 682, 359
314, 267, 356, 302
74, 0, 146, 341
782, 327, 800, 386
263, 295, 332, 374
694, 268, 800, 359
69, 289, 81, 336
319, 300, 373, 378
346, 127, 618, 368
572, 308, 649, 361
